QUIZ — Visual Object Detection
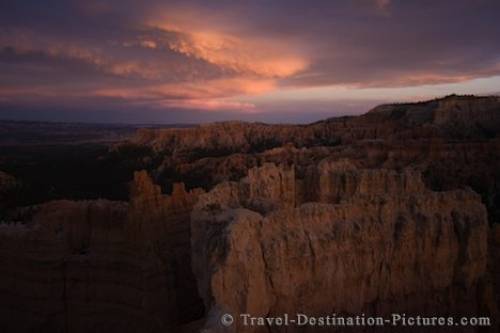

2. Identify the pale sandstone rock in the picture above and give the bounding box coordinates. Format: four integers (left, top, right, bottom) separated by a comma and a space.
244, 163, 295, 211
192, 163, 492, 333
302, 158, 426, 204
193, 163, 296, 215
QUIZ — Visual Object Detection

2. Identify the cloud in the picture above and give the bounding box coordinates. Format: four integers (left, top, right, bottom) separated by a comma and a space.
166, 30, 307, 78
0, 2, 305, 113
149, 15, 308, 78
375, 0, 390, 9
374, 0, 391, 13
1, 0, 500, 122
94, 78, 275, 111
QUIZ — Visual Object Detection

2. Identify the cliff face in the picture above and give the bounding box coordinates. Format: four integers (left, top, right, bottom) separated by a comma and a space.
0, 172, 205, 333
0, 200, 130, 333
192, 163, 492, 332
432, 95, 500, 129
301, 158, 426, 203
127, 171, 206, 324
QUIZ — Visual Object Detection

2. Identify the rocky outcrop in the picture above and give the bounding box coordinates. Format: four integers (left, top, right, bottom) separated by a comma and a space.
0, 200, 130, 333
130, 121, 341, 161
0, 172, 206, 333
433, 95, 500, 130
192, 163, 493, 332
193, 163, 295, 214
130, 95, 500, 159
128, 170, 204, 245
134, 96, 500, 224
127, 171, 206, 324
300, 158, 426, 203
159, 144, 336, 193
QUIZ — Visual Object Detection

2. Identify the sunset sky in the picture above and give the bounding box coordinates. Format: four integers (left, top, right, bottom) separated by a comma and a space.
1, 0, 500, 123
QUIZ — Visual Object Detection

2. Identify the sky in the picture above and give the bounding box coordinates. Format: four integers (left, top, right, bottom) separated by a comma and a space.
1, 0, 500, 124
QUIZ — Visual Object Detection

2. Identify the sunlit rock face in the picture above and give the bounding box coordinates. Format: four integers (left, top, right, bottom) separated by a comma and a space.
192, 163, 492, 333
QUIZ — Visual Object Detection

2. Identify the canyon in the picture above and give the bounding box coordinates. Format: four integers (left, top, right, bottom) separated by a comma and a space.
0, 95, 499, 332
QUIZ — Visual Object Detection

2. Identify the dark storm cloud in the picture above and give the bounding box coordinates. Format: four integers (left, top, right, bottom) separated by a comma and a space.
1, 0, 500, 122
284, 0, 500, 87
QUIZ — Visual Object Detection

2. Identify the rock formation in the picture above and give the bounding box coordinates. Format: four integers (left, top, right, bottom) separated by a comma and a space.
0, 200, 130, 333
127, 171, 205, 325
0, 172, 205, 333
130, 95, 500, 156
192, 163, 494, 332
129, 95, 500, 223
0, 95, 499, 332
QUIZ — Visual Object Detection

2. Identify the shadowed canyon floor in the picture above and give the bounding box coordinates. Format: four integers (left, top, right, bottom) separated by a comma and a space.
0, 95, 500, 332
